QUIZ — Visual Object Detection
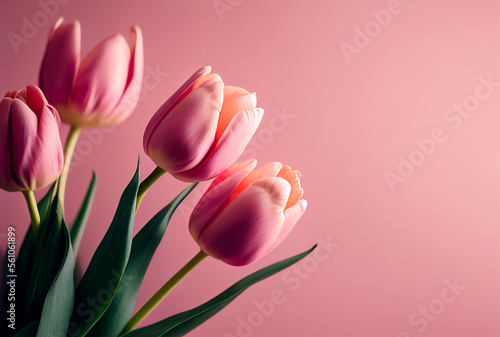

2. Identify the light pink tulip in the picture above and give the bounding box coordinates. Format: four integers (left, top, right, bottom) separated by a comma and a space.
189, 160, 307, 266
143, 66, 263, 182
0, 86, 64, 192
39, 18, 143, 127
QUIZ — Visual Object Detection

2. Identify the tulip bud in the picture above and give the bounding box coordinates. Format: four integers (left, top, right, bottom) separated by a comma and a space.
39, 17, 144, 127
143, 66, 263, 182
189, 160, 307, 266
0, 85, 64, 192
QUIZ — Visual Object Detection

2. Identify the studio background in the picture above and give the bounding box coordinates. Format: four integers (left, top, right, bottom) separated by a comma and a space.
1, 0, 500, 336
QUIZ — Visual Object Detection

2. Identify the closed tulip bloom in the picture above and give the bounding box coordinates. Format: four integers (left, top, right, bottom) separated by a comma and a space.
39, 17, 143, 127
143, 66, 263, 182
0, 86, 64, 192
189, 160, 307, 266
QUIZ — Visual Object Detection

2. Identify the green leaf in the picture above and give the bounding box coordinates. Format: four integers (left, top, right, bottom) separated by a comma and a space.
1, 184, 57, 336
12, 321, 38, 337
71, 172, 97, 258
19, 188, 68, 329
70, 161, 140, 336
36, 211, 74, 336
121, 245, 317, 337
86, 183, 198, 337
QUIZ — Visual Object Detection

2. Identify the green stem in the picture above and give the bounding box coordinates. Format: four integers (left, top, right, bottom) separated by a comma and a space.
22, 190, 40, 234
121, 250, 208, 333
136, 166, 166, 210
58, 126, 82, 211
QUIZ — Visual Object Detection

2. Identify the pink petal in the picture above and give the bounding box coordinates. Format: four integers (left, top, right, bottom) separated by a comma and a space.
215, 86, 256, 139
108, 25, 144, 125
25, 85, 49, 120
143, 66, 211, 153
172, 108, 263, 181
0, 98, 23, 191
230, 162, 282, 202
26, 105, 64, 190
39, 18, 81, 109
4, 91, 19, 99
146, 79, 222, 173
9, 99, 39, 190
266, 199, 307, 253
277, 165, 303, 210
189, 160, 256, 243
198, 177, 290, 266
69, 33, 131, 126
12, 90, 27, 103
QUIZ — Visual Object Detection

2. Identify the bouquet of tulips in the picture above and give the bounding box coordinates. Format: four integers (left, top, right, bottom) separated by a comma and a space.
0, 18, 313, 337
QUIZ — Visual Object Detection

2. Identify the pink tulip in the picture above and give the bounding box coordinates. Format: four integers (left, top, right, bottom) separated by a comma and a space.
189, 160, 307, 266
143, 66, 263, 182
39, 18, 143, 127
0, 86, 64, 192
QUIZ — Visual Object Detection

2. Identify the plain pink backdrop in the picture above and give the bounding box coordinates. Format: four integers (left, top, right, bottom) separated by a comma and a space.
1, 0, 500, 336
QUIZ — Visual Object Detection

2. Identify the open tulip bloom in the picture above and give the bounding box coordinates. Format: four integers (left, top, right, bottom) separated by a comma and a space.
39, 18, 143, 128
190, 160, 307, 266
0, 19, 315, 337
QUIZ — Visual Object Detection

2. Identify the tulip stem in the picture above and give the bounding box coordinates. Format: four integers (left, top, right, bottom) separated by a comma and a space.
136, 166, 166, 210
121, 250, 208, 333
58, 126, 82, 211
22, 190, 40, 234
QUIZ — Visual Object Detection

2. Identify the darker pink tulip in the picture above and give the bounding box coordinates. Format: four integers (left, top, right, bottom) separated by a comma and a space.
143, 66, 263, 182
189, 160, 307, 266
39, 18, 143, 127
0, 86, 64, 192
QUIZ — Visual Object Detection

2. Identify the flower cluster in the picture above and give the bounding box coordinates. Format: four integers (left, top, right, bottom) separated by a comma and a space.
0, 18, 311, 337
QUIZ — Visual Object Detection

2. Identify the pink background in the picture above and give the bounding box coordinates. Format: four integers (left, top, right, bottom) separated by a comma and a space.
1, 0, 500, 336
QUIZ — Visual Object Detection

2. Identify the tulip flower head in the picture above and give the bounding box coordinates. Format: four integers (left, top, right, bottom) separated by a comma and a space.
39, 18, 144, 127
189, 160, 307, 266
0, 85, 64, 192
143, 66, 263, 182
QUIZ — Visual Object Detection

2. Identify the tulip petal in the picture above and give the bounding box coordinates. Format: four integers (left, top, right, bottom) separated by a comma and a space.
69, 34, 131, 126
109, 25, 144, 125
25, 105, 64, 190
230, 162, 282, 202
267, 199, 307, 253
147, 79, 222, 173
277, 165, 303, 210
0, 99, 22, 191
198, 177, 290, 266
215, 86, 256, 139
39, 19, 81, 108
189, 160, 256, 243
173, 108, 264, 181
25, 85, 49, 120
143, 66, 211, 153
5, 90, 19, 99
9, 99, 38, 190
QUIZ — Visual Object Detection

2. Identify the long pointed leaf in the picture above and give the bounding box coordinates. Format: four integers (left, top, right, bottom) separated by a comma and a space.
37, 209, 74, 336
86, 183, 198, 337
1, 183, 57, 336
71, 172, 97, 258
70, 161, 140, 336
19, 188, 67, 329
121, 245, 317, 337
